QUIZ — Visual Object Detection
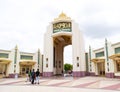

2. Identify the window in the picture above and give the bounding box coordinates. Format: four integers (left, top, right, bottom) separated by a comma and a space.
20, 55, 33, 60
77, 57, 79, 61
0, 53, 8, 58
115, 47, 120, 54
95, 52, 104, 58
77, 63, 79, 67
46, 58, 48, 61
46, 64, 48, 68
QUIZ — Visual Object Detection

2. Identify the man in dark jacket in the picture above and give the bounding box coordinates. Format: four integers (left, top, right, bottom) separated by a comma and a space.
31, 69, 36, 84
36, 69, 40, 84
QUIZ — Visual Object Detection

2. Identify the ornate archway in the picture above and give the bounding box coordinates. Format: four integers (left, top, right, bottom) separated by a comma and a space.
43, 13, 86, 77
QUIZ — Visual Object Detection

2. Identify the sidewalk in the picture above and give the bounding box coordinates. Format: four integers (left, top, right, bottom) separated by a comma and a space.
0, 86, 119, 92
0, 77, 120, 92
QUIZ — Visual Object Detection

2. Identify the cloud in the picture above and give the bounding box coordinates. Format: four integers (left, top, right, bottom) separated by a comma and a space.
0, 0, 120, 57
82, 23, 120, 38
79, 6, 120, 39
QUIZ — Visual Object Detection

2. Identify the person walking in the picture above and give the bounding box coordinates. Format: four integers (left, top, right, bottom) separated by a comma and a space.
36, 69, 40, 84
31, 69, 36, 84
26, 69, 29, 82
28, 69, 32, 82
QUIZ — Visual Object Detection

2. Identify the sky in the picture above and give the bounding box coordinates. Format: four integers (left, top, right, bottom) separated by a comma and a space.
0, 0, 120, 64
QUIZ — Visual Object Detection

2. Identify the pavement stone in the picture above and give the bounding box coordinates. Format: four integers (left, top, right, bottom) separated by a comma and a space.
0, 76, 120, 92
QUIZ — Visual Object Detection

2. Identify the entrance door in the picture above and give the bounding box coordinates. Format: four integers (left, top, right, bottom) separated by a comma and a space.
20, 65, 32, 76
97, 62, 105, 76
0, 64, 7, 78
0, 64, 3, 78
116, 60, 120, 72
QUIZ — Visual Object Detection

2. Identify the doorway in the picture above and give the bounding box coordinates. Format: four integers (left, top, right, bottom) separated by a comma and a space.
20, 65, 32, 76
97, 62, 105, 76
53, 35, 72, 76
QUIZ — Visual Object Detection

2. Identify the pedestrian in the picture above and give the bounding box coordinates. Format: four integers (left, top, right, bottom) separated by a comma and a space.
26, 69, 29, 82
31, 69, 36, 84
3, 71, 6, 78
36, 69, 40, 84
61, 70, 64, 76
28, 70, 32, 82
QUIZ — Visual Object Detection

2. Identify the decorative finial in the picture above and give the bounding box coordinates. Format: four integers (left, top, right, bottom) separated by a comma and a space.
38, 48, 40, 52
54, 12, 71, 21
105, 38, 107, 43
89, 45, 91, 49
59, 12, 66, 18
15, 45, 18, 50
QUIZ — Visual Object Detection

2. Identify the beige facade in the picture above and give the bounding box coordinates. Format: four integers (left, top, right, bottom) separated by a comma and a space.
0, 46, 42, 78
89, 40, 120, 78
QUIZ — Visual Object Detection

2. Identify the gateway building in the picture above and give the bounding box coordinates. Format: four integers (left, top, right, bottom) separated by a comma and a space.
0, 13, 120, 78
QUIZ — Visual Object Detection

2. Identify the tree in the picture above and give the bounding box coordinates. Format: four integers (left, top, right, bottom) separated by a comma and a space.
64, 63, 73, 73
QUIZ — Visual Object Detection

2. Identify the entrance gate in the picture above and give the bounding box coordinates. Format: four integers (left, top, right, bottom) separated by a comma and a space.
43, 13, 86, 77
